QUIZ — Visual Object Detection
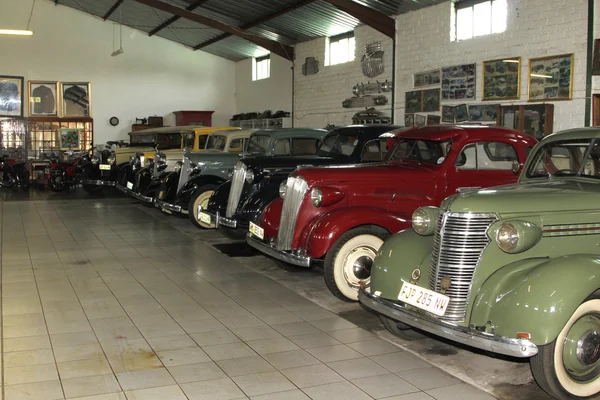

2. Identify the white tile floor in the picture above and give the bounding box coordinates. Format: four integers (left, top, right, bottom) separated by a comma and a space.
0, 198, 496, 400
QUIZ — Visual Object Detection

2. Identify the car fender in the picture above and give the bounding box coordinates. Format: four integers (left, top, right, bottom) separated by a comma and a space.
470, 254, 600, 346
206, 180, 232, 214
237, 179, 281, 224
134, 167, 153, 192
177, 175, 227, 204
260, 198, 283, 238
302, 207, 411, 259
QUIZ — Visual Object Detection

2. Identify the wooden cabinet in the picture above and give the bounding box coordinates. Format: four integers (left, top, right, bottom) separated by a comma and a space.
499, 104, 554, 139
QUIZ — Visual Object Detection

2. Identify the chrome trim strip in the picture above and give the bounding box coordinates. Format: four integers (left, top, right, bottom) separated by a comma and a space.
81, 179, 115, 187
227, 162, 247, 218
358, 288, 538, 358
277, 176, 309, 251
247, 234, 311, 267
216, 212, 237, 228
156, 200, 182, 213
177, 157, 192, 193
116, 184, 154, 203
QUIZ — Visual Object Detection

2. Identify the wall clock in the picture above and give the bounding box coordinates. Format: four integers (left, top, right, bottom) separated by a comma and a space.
109, 116, 119, 126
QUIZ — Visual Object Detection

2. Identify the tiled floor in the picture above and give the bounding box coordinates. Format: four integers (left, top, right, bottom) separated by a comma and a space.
0, 196, 496, 400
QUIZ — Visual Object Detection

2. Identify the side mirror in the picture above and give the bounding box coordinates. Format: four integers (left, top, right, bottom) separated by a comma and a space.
512, 160, 521, 174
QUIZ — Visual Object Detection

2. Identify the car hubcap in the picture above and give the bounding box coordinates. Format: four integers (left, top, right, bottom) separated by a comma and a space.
563, 314, 600, 382
343, 245, 376, 288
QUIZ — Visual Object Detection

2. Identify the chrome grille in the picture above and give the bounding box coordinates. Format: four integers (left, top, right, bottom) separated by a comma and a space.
277, 176, 309, 251
226, 162, 247, 218
428, 212, 497, 322
177, 157, 192, 193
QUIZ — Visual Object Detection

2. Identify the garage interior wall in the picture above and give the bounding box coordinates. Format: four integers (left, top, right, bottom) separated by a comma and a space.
0, 0, 237, 144
395, 0, 588, 130
235, 55, 293, 115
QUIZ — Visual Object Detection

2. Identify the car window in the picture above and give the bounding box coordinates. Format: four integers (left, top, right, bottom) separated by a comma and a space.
387, 139, 451, 164
291, 138, 320, 156
198, 134, 208, 150
361, 139, 389, 161
130, 134, 155, 146
456, 142, 518, 170
155, 134, 182, 150
183, 133, 195, 150
246, 135, 271, 155
527, 139, 593, 178
229, 138, 243, 152
206, 135, 227, 151
273, 139, 291, 156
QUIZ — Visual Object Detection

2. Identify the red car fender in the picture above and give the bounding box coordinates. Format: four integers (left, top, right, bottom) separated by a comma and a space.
260, 197, 283, 239
300, 206, 412, 259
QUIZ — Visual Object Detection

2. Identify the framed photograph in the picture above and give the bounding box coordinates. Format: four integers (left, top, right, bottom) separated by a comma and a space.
427, 115, 441, 125
482, 57, 520, 101
404, 113, 414, 127
442, 63, 476, 101
442, 106, 455, 123
415, 114, 427, 127
0, 75, 24, 117
468, 104, 500, 122
414, 69, 441, 88
528, 54, 574, 101
60, 128, 81, 150
61, 82, 91, 117
405, 90, 423, 113
423, 89, 441, 112
28, 81, 59, 117
455, 104, 469, 122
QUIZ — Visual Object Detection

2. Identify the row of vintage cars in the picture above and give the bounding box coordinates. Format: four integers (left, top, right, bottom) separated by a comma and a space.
82, 123, 600, 400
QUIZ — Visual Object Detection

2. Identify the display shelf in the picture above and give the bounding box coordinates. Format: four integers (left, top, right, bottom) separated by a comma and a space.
229, 117, 292, 129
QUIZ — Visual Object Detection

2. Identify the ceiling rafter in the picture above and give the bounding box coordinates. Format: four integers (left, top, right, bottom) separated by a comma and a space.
323, 0, 395, 38
132, 0, 294, 61
148, 0, 209, 37
193, 0, 317, 51
103, 0, 126, 20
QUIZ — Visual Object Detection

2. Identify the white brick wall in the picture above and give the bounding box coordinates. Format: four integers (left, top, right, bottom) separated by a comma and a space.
293, 25, 394, 128
394, 0, 588, 131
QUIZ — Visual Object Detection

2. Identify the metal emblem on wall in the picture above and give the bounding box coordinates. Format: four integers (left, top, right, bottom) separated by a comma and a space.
342, 95, 388, 109
352, 80, 393, 96
361, 42, 385, 78
352, 108, 391, 124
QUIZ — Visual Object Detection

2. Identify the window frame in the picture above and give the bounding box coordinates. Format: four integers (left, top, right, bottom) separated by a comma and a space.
453, 0, 506, 41
326, 31, 356, 66
252, 54, 271, 81
455, 141, 518, 171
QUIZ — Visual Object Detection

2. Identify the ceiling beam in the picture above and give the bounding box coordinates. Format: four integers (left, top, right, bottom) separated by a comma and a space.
148, 0, 209, 37
132, 0, 294, 60
193, 0, 316, 51
323, 0, 395, 39
103, 0, 126, 21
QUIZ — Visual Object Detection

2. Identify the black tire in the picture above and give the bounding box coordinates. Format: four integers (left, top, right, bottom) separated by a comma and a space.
379, 315, 425, 340
83, 184, 103, 193
188, 184, 217, 229
49, 171, 66, 192
218, 226, 247, 241
324, 226, 390, 302
19, 172, 30, 191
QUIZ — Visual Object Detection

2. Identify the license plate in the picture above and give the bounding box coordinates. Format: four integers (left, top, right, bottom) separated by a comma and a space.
398, 282, 450, 316
99, 164, 111, 170
198, 211, 211, 225
126, 182, 133, 190
249, 222, 264, 240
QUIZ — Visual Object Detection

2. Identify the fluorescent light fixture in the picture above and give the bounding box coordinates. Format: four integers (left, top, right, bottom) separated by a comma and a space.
502, 59, 519, 63
111, 48, 124, 57
0, 29, 34, 36
531, 73, 553, 79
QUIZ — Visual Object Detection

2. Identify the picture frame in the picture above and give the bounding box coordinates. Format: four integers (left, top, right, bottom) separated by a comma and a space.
468, 104, 500, 122
423, 88, 441, 112
442, 106, 455, 123
427, 115, 441, 125
59, 128, 81, 150
415, 114, 427, 127
0, 75, 24, 117
404, 113, 414, 127
482, 57, 521, 101
414, 69, 441, 88
61, 82, 91, 117
528, 54, 574, 101
405, 90, 423, 113
28, 81, 59, 117
442, 63, 476, 101
455, 104, 469, 122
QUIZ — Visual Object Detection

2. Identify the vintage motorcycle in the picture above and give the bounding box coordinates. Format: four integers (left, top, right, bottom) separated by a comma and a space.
0, 155, 30, 190
47, 151, 85, 192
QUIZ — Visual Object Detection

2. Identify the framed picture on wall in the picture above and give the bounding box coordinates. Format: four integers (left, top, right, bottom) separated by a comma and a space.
0, 75, 24, 118
442, 106, 455, 123
405, 113, 414, 127
455, 104, 469, 122
405, 90, 423, 113
414, 69, 441, 88
528, 54, 573, 101
28, 81, 59, 117
427, 114, 441, 125
59, 128, 81, 150
415, 114, 427, 127
61, 82, 91, 117
468, 104, 500, 122
482, 57, 521, 101
423, 88, 441, 112
442, 63, 476, 101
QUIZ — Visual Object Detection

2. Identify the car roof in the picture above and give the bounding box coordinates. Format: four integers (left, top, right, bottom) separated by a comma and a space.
397, 124, 535, 142
129, 126, 240, 136
538, 127, 600, 142
251, 128, 328, 139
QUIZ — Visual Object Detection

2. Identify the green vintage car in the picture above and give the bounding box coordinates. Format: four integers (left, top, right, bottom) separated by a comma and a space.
359, 127, 600, 400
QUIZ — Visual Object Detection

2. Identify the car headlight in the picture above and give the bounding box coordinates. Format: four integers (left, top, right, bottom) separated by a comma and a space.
311, 187, 322, 207
175, 161, 183, 173
140, 155, 145, 166
246, 169, 254, 184
107, 154, 116, 165
412, 206, 439, 236
91, 155, 100, 165
279, 181, 287, 199
495, 220, 541, 254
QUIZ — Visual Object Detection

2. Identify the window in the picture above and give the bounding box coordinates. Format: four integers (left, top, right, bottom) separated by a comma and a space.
291, 138, 321, 156
198, 134, 208, 150
206, 135, 227, 151
325, 32, 355, 66
228, 138, 244, 152
387, 139, 452, 164
452, 0, 507, 41
252, 54, 270, 81
246, 135, 271, 155
527, 139, 600, 179
273, 139, 291, 156
361, 139, 393, 162
456, 142, 517, 170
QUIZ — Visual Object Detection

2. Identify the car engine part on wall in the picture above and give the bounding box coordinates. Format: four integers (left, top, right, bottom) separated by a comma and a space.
342, 95, 388, 109
324, 124, 337, 130
352, 108, 391, 125
361, 42, 385, 78
302, 57, 319, 76
352, 80, 393, 96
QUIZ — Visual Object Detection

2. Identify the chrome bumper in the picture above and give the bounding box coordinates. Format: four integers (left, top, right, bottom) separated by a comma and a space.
116, 184, 154, 203
82, 179, 116, 187
358, 288, 538, 358
246, 233, 311, 267
156, 200, 182, 214
215, 212, 237, 228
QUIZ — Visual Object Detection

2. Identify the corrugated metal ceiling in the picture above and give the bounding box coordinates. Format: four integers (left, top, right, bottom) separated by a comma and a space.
52, 0, 446, 61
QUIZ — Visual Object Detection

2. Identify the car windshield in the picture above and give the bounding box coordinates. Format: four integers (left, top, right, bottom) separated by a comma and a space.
155, 134, 182, 150
130, 134, 155, 146
526, 138, 600, 179
206, 135, 227, 151
182, 133, 195, 149
386, 138, 452, 164
246, 135, 271, 155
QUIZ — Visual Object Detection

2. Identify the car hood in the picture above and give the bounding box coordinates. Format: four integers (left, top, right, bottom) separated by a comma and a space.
240, 154, 342, 174
186, 152, 240, 166
448, 179, 600, 215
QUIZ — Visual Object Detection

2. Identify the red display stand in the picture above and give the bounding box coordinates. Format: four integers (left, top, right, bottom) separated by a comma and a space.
173, 111, 214, 127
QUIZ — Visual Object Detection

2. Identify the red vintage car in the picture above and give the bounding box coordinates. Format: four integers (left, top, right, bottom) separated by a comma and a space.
247, 125, 538, 301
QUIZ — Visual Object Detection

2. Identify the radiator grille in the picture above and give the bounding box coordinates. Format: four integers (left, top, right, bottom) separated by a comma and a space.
226, 162, 247, 218
277, 176, 309, 251
428, 212, 497, 321
177, 157, 192, 193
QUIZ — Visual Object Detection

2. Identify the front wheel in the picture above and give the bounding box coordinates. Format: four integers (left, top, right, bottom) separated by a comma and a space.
531, 299, 600, 400
188, 184, 217, 229
379, 315, 425, 341
324, 226, 390, 302
49, 171, 66, 192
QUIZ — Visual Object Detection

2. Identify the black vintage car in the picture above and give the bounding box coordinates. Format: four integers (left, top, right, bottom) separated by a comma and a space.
204, 125, 405, 240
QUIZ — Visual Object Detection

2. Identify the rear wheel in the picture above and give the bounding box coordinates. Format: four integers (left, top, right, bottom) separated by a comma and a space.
188, 184, 217, 229
49, 171, 66, 192
379, 315, 425, 341
531, 298, 600, 399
